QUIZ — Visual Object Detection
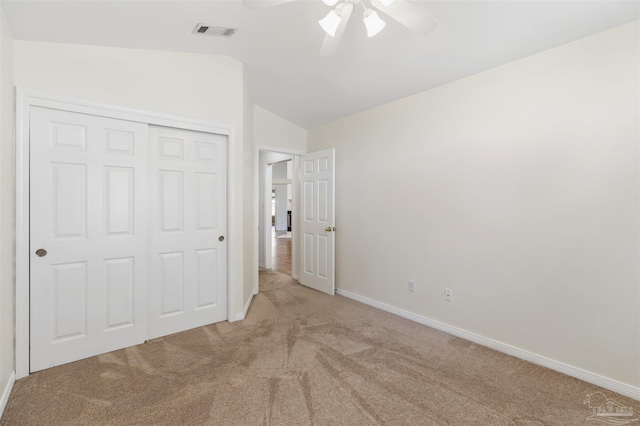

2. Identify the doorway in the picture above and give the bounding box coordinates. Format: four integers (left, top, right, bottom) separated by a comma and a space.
271, 159, 293, 275
254, 147, 304, 293
252, 147, 336, 296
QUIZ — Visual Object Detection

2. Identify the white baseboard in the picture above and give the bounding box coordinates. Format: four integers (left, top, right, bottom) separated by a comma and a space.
235, 292, 255, 321
0, 371, 15, 419
336, 289, 640, 401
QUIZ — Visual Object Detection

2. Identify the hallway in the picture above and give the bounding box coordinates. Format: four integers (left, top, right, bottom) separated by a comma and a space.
271, 227, 291, 276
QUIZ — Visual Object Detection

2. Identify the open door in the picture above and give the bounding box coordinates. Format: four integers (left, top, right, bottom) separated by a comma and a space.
299, 149, 335, 295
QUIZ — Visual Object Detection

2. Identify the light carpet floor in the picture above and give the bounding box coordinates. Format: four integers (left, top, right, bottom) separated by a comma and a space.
2, 271, 636, 425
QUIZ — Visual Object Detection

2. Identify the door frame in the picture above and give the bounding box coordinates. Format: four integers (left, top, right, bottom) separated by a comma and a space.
15, 89, 237, 379
253, 146, 304, 294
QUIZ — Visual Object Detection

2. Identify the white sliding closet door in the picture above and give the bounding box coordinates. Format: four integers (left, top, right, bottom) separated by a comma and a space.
148, 126, 227, 338
30, 107, 149, 372
29, 107, 229, 373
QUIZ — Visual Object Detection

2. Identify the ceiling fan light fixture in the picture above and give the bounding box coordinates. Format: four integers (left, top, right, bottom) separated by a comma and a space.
363, 9, 385, 37
322, 0, 339, 5
319, 9, 342, 37
379, 0, 394, 6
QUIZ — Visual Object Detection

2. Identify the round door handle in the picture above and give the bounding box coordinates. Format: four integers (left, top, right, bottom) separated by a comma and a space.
218, 236, 225, 242
325, 227, 332, 232
35, 249, 47, 257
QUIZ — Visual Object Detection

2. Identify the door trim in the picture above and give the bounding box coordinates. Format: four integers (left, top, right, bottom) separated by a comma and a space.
16, 88, 237, 379
253, 145, 305, 294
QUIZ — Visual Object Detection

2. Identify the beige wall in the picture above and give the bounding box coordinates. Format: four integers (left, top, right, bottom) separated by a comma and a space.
308, 21, 639, 388
0, 5, 15, 401
14, 41, 248, 314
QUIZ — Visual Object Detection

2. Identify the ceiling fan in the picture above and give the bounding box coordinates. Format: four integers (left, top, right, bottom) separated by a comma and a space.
243, 0, 438, 56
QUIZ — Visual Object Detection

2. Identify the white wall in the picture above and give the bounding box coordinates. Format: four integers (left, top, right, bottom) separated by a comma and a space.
14, 41, 248, 314
272, 162, 289, 231
286, 161, 293, 209
254, 105, 307, 152
242, 69, 255, 309
274, 184, 288, 232
0, 4, 15, 410
272, 161, 288, 179
308, 21, 639, 389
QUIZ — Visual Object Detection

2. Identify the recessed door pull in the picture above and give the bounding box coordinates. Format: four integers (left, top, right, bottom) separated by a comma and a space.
35, 249, 47, 257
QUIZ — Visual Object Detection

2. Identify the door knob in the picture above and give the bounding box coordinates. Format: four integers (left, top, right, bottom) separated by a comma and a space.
325, 227, 332, 232
35, 249, 47, 257
218, 236, 225, 242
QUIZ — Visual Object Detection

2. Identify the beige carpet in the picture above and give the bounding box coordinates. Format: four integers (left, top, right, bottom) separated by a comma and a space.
2, 271, 636, 425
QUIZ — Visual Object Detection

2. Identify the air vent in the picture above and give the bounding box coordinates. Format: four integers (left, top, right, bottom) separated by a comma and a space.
192, 24, 237, 37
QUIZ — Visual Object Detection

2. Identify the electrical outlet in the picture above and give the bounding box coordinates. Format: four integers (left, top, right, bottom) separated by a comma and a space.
444, 288, 453, 302
408, 280, 416, 293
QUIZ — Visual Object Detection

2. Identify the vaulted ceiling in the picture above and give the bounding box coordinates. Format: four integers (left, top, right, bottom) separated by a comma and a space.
2, 0, 638, 128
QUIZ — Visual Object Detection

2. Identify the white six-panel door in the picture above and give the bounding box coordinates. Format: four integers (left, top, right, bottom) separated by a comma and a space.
30, 107, 149, 371
29, 108, 228, 372
148, 126, 227, 338
299, 149, 335, 295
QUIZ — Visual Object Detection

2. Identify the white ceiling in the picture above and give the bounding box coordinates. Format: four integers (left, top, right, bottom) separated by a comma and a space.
2, 0, 638, 129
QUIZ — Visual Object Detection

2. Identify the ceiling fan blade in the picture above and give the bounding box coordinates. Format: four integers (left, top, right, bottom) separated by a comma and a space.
371, 0, 438, 35
243, 0, 296, 11
319, 3, 354, 56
